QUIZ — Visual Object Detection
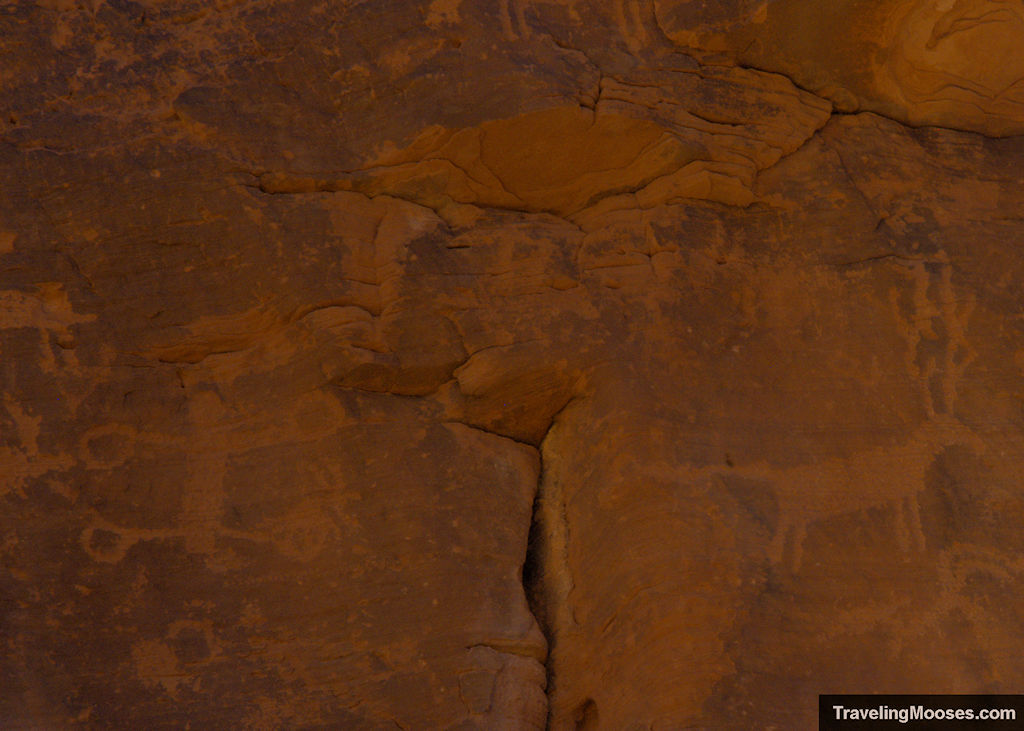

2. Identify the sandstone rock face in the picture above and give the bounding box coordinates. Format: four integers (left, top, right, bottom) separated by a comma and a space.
658, 0, 1024, 135
3, 1, 1024, 729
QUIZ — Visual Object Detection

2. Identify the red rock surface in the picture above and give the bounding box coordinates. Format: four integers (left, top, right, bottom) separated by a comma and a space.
3, 1, 1024, 728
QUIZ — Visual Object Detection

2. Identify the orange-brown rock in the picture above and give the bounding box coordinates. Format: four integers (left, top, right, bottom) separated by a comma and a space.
2, 1, 1024, 729
658, 0, 1024, 135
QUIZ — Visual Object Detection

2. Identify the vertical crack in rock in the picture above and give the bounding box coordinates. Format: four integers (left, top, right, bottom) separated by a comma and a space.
522, 402, 578, 730
522, 463, 554, 727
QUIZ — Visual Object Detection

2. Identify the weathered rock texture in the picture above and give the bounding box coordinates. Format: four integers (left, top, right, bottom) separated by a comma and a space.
3, 1, 1024, 728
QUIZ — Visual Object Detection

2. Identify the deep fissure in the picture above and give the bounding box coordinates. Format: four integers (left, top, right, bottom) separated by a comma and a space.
523, 447, 557, 729
521, 399, 579, 729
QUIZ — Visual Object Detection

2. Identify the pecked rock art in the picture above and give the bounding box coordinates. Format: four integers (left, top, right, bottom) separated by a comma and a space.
3, 0, 1024, 729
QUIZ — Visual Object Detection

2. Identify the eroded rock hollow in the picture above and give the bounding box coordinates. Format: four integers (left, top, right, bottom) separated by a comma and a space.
3, 0, 1024, 728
